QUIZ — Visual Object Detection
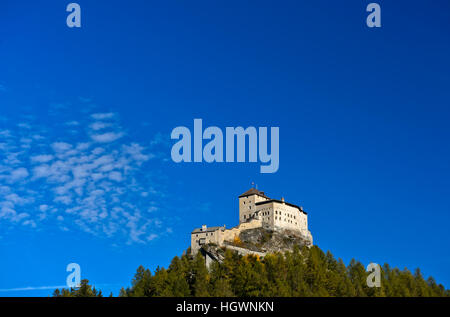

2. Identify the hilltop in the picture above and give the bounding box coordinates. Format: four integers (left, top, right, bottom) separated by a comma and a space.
201, 226, 312, 265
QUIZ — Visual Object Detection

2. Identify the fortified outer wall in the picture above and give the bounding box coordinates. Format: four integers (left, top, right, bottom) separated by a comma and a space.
191, 225, 225, 255
191, 219, 262, 255
222, 218, 262, 242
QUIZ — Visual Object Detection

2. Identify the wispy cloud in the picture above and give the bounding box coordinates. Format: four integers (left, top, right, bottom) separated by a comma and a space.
0, 108, 170, 244
17, 123, 32, 129
91, 112, 115, 120
90, 132, 124, 143
90, 122, 112, 131
31, 154, 54, 163
10, 167, 29, 181
0, 285, 66, 292
65, 120, 80, 126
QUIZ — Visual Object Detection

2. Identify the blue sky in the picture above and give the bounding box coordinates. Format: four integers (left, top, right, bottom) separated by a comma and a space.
0, 0, 449, 296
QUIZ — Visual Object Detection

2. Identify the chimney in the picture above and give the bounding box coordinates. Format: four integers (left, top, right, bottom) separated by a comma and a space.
202, 225, 207, 232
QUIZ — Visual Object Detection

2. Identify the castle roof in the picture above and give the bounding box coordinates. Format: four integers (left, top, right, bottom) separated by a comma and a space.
255, 199, 307, 214
238, 188, 269, 199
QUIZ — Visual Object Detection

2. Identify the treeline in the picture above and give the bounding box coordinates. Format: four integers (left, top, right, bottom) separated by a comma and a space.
53, 279, 106, 297
116, 246, 448, 297
53, 245, 448, 297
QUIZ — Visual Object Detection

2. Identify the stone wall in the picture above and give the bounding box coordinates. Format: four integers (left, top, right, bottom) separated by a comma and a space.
191, 227, 225, 255
222, 218, 262, 242
239, 194, 269, 224
223, 245, 266, 258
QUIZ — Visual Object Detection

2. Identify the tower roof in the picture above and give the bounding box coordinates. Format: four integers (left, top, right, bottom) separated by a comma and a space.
238, 188, 269, 199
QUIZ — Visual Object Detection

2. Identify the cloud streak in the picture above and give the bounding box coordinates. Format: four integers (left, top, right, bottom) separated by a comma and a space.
0, 285, 66, 292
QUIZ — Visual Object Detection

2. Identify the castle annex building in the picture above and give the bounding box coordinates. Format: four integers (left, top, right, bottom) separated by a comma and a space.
191, 188, 313, 255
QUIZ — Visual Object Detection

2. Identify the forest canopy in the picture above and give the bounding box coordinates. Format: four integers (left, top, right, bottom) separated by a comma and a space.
54, 245, 449, 297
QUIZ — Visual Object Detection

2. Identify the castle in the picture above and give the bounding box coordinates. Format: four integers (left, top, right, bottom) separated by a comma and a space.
191, 187, 313, 255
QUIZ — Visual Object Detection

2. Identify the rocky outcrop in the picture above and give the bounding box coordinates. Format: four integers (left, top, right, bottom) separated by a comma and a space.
199, 226, 312, 266
232, 226, 312, 254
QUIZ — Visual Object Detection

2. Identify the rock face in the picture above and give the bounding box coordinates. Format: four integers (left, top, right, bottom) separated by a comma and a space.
201, 244, 226, 263
199, 226, 312, 265
233, 226, 312, 254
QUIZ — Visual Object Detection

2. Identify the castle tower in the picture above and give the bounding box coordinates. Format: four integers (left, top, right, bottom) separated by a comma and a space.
238, 188, 270, 223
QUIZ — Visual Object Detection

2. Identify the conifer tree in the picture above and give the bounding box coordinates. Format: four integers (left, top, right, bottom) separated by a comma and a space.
53, 279, 102, 297
191, 253, 210, 296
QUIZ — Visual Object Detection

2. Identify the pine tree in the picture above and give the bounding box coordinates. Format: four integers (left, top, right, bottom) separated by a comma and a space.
209, 259, 234, 296
168, 256, 191, 296
53, 279, 102, 297
191, 253, 210, 296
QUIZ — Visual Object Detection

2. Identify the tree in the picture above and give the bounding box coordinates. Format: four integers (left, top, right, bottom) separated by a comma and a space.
191, 253, 210, 296
53, 279, 102, 297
